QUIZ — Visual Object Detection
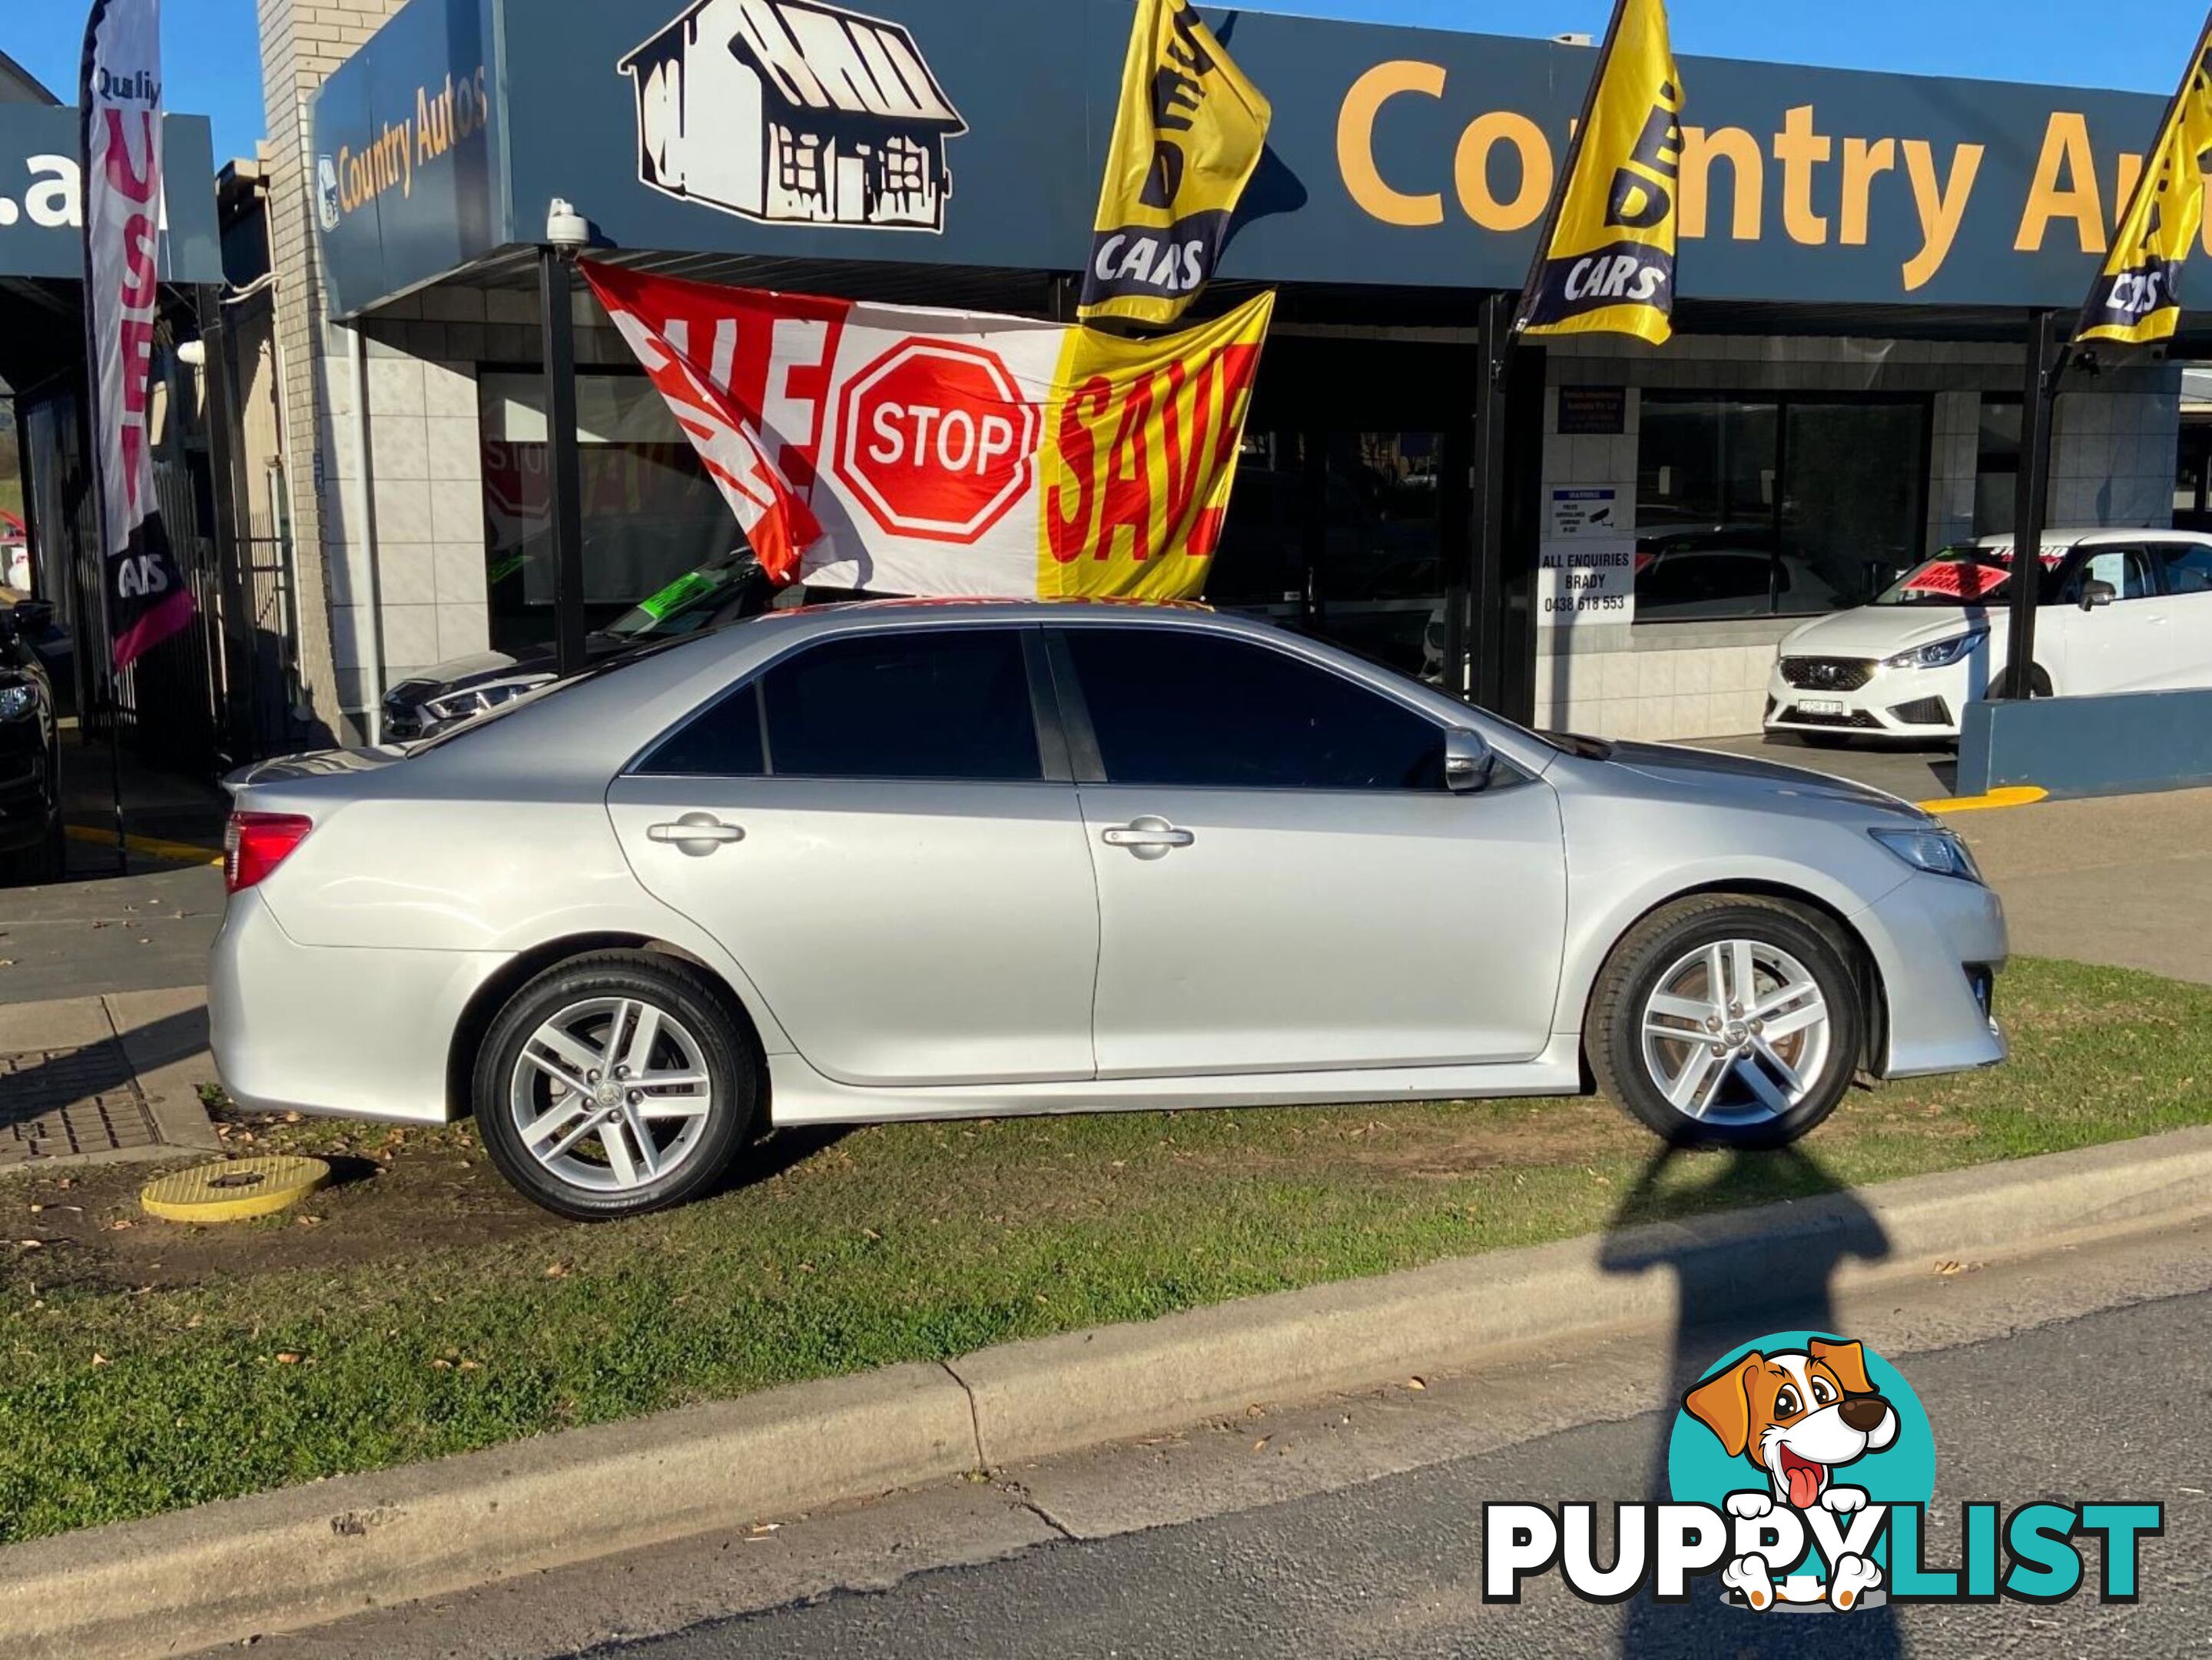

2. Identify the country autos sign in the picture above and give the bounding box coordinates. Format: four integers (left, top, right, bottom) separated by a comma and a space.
317, 0, 2180, 319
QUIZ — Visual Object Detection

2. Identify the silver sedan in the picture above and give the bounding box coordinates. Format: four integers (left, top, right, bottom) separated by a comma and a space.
211, 603, 2006, 1220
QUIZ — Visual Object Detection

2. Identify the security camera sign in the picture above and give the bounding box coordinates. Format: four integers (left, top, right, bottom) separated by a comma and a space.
1549, 487, 1619, 538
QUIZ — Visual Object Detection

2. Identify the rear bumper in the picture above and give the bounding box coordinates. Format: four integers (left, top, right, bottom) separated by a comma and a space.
1858, 871, 2009, 1079
208, 888, 509, 1125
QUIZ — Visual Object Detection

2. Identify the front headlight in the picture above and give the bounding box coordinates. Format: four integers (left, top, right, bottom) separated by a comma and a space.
0, 681, 37, 722
1883, 632, 1985, 671
1871, 826, 1983, 883
423, 674, 554, 725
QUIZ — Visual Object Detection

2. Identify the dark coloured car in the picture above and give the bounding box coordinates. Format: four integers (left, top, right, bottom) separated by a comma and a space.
0, 599, 63, 885
382, 549, 775, 741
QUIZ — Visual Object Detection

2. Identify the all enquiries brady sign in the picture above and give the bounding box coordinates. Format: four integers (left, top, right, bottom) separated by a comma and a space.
1540, 488, 1636, 626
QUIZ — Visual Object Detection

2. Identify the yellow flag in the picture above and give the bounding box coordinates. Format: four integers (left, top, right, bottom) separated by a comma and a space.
1078, 0, 1272, 328
1514, 0, 1683, 346
1040, 291, 1274, 598
2078, 15, 2212, 347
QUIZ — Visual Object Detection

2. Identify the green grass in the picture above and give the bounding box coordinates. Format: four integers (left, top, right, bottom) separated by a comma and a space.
2, 955, 2208, 1544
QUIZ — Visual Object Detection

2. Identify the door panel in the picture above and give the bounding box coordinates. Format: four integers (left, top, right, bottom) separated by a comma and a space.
2148, 542, 2212, 688
2048, 546, 2161, 695
609, 777, 1099, 1085
1079, 782, 1567, 1075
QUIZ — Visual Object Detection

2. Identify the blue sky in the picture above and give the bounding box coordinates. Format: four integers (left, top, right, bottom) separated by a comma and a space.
0, 0, 2194, 167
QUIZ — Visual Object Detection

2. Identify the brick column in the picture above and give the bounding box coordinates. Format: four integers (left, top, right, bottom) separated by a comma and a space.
258, 0, 410, 739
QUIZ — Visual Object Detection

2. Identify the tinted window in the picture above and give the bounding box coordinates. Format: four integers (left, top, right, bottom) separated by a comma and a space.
636, 682, 765, 777
2154, 542, 2212, 596
764, 629, 1040, 781
1064, 628, 1444, 791
2064, 546, 2153, 603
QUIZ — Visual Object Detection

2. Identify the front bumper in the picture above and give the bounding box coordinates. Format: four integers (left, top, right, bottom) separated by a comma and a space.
1858, 870, 2008, 1079
209, 888, 509, 1124
1765, 659, 1969, 740
0, 739, 54, 852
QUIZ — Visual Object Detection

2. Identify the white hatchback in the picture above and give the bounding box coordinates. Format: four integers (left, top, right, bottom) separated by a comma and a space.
1765, 529, 2212, 745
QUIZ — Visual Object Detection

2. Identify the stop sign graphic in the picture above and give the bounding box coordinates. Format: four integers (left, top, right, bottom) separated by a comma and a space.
834, 340, 1040, 544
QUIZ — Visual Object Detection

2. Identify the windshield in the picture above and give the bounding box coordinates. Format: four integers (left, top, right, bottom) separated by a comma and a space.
603, 549, 764, 640
1873, 543, 2065, 607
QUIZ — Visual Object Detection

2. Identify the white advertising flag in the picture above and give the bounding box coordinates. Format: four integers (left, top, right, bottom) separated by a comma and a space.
81, 0, 194, 669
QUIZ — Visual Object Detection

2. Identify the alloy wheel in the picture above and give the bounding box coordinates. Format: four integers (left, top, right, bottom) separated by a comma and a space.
506, 996, 716, 1194
1637, 939, 1833, 1127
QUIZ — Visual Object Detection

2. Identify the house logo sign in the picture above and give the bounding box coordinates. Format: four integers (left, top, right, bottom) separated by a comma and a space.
622, 0, 969, 234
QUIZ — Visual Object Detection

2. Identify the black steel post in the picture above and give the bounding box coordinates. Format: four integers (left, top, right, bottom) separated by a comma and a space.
539, 246, 589, 678
2005, 310, 2063, 700
1467, 291, 1513, 712
196, 287, 259, 763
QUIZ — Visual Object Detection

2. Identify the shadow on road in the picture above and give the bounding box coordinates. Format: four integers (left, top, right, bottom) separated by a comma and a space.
1600, 1144, 1903, 1656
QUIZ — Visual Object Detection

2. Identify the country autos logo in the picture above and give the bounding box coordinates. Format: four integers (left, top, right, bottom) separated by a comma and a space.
315, 155, 341, 233
621, 0, 968, 233
1484, 1330, 2161, 1612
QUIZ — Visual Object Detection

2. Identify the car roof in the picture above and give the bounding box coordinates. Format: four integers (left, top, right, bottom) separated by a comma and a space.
1965, 526, 2212, 551
757, 596, 1232, 635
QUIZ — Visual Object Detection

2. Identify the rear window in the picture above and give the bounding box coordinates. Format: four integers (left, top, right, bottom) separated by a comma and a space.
761, 629, 1040, 781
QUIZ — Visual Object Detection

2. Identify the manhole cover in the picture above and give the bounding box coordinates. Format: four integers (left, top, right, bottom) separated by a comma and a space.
141, 1156, 331, 1223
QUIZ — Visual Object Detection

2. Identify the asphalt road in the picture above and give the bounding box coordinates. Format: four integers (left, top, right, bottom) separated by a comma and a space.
586, 1289, 2207, 1660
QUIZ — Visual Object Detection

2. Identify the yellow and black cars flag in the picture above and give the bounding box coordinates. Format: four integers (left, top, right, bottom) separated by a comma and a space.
1078, 0, 1272, 328
1514, 0, 1683, 346
2078, 14, 2212, 347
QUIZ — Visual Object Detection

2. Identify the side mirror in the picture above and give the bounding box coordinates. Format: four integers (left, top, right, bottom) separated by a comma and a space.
2081, 580, 2117, 612
1444, 728, 1496, 795
9, 600, 54, 635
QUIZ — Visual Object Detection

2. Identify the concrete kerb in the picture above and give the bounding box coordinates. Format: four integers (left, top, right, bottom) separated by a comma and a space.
5, 1127, 2212, 1658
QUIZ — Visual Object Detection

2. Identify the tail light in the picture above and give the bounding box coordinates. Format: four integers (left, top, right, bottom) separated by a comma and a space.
224, 812, 314, 895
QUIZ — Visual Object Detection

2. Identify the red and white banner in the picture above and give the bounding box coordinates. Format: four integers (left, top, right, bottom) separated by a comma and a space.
81, 0, 194, 669
581, 262, 1272, 601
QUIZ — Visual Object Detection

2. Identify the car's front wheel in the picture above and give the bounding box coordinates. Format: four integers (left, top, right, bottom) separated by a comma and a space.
474, 951, 760, 1220
1587, 896, 1865, 1150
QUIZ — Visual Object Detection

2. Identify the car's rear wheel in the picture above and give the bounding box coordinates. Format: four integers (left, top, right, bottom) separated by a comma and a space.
1587, 896, 1864, 1150
474, 951, 760, 1220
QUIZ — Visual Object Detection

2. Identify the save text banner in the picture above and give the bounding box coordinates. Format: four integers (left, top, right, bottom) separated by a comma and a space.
582, 263, 1272, 601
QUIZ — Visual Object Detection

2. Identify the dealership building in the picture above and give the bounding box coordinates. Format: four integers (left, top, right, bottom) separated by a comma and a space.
250, 0, 2191, 745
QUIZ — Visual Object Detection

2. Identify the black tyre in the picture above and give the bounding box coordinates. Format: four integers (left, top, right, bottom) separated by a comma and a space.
0, 802, 64, 887
473, 951, 761, 1220
1587, 896, 1865, 1150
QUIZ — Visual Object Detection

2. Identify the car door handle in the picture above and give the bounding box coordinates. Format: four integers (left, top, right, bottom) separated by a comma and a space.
648, 814, 746, 855
1101, 817, 1195, 859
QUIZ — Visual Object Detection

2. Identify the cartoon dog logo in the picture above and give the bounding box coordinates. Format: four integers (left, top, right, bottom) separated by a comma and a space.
1683, 1338, 1899, 1612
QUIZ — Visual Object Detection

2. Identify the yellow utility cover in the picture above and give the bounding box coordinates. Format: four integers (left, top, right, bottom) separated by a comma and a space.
141, 1157, 331, 1223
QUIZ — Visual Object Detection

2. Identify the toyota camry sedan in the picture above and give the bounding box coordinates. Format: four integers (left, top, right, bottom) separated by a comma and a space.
211, 602, 2006, 1220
